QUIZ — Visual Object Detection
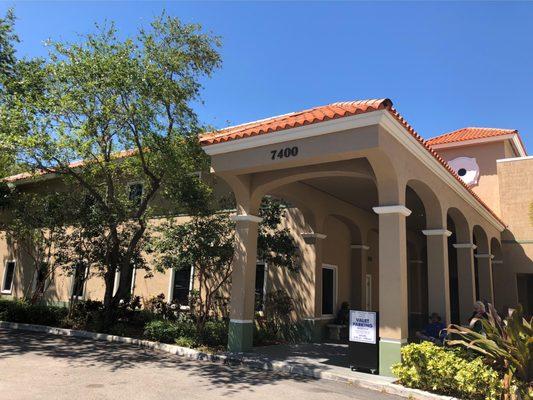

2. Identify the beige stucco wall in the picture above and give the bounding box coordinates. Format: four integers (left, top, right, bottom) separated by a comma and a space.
322, 216, 351, 311
495, 157, 533, 309
434, 141, 508, 217
1, 117, 515, 333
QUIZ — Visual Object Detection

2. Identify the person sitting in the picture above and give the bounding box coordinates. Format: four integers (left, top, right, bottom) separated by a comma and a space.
416, 312, 446, 345
469, 301, 488, 335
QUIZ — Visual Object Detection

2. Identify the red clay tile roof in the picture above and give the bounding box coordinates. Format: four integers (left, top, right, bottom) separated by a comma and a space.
199, 99, 392, 146
3, 148, 138, 183
427, 127, 518, 146
200, 99, 506, 227
3, 99, 507, 227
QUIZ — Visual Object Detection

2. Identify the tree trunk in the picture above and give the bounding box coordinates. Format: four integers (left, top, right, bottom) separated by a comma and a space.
102, 268, 117, 328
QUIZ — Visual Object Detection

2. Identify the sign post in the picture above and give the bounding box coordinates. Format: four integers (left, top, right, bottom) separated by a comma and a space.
348, 310, 379, 374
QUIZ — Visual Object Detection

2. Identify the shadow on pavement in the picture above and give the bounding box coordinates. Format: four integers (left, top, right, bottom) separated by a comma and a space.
0, 328, 316, 396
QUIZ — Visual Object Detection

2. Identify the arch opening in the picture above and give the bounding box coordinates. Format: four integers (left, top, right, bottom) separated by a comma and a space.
405, 185, 429, 339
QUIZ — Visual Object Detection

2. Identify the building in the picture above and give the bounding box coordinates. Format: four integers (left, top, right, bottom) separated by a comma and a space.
1, 98, 532, 376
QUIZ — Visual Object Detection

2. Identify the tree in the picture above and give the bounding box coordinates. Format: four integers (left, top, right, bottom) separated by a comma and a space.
0, 13, 221, 323
0, 186, 75, 303
153, 197, 300, 334
0, 8, 18, 88
0, 9, 24, 178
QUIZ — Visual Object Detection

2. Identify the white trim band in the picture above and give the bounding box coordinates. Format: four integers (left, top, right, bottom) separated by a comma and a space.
301, 233, 327, 240
380, 338, 408, 344
497, 155, 533, 163
409, 260, 424, 264
230, 214, 263, 223
422, 229, 452, 237
303, 316, 335, 321
492, 260, 503, 264
475, 253, 495, 259
453, 243, 477, 249
351, 244, 370, 250
373, 205, 412, 217
229, 319, 254, 324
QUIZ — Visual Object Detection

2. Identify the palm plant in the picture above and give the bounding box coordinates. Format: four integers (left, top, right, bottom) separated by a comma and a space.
446, 304, 532, 399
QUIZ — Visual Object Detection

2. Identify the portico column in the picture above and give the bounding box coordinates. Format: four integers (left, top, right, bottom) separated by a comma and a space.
453, 243, 477, 324
302, 232, 327, 341
351, 244, 370, 310
422, 229, 452, 325
475, 253, 494, 304
227, 213, 262, 353
373, 205, 410, 377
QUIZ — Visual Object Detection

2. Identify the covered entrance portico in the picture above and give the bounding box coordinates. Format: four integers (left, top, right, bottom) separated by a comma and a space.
200, 99, 505, 376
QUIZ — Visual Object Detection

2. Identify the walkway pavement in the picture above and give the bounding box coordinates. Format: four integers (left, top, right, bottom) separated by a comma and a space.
0, 328, 402, 400
243, 342, 395, 386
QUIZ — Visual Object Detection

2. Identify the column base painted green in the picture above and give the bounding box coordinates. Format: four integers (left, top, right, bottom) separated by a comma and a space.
227, 320, 254, 353
379, 339, 403, 377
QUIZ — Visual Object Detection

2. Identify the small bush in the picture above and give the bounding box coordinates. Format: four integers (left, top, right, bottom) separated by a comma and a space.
200, 319, 228, 348
144, 293, 181, 321
0, 299, 68, 326
143, 316, 227, 348
175, 336, 197, 348
392, 342, 502, 400
143, 315, 197, 344
63, 299, 103, 330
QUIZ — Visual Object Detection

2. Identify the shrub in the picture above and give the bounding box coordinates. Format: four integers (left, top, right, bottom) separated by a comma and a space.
143, 315, 197, 344
143, 316, 228, 348
254, 290, 306, 345
175, 336, 197, 348
144, 293, 180, 321
0, 299, 68, 326
63, 300, 103, 330
447, 304, 532, 399
200, 319, 228, 348
392, 342, 502, 400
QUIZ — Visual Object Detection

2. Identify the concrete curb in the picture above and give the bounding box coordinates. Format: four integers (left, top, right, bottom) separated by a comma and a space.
0, 321, 457, 400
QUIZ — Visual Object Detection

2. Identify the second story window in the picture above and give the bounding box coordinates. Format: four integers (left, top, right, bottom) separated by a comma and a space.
128, 183, 143, 206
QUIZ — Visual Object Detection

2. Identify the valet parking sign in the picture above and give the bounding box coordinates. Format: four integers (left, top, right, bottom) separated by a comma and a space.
349, 310, 377, 344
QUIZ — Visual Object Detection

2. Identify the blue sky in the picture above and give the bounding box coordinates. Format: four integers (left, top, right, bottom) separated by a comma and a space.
3, 1, 533, 152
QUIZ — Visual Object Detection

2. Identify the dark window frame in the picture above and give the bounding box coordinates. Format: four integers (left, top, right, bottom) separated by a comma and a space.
254, 262, 267, 312
72, 262, 88, 299
128, 182, 144, 206
322, 264, 337, 316
172, 266, 193, 304
2, 261, 16, 294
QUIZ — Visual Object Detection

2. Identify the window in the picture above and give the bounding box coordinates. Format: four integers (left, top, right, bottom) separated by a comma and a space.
517, 274, 533, 317
322, 264, 337, 316
34, 262, 48, 294
1, 261, 15, 294
474, 257, 480, 301
172, 267, 193, 304
365, 274, 372, 311
128, 183, 143, 205
72, 263, 88, 299
112, 267, 136, 297
255, 263, 267, 311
